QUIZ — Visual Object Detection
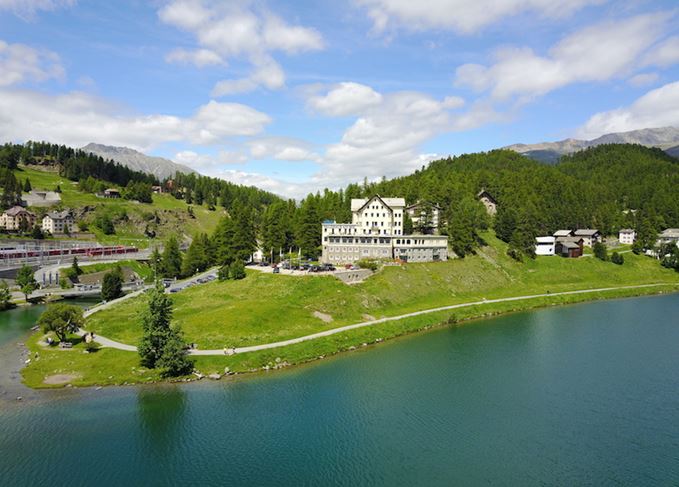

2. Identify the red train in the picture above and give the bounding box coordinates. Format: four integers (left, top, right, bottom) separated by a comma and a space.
0, 245, 138, 260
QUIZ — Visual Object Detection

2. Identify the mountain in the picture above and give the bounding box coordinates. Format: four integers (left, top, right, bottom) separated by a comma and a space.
504, 127, 679, 163
82, 143, 197, 180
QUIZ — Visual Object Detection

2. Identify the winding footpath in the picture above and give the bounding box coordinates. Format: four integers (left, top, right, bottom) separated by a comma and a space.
78, 283, 674, 356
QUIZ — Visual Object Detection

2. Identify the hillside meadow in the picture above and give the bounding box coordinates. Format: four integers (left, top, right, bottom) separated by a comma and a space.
84, 234, 679, 350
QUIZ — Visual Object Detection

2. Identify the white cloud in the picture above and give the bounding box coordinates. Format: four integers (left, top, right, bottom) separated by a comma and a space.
158, 0, 323, 95
248, 137, 318, 161
644, 36, 679, 68
174, 150, 247, 169
165, 48, 224, 68
219, 170, 312, 199
627, 73, 659, 88
0, 89, 271, 150
300, 85, 495, 188
0, 0, 75, 19
355, 0, 603, 35
455, 12, 672, 100
307, 82, 383, 117
577, 81, 679, 139
0, 40, 64, 87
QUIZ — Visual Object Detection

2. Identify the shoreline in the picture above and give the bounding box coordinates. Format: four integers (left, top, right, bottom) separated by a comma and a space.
18, 282, 679, 390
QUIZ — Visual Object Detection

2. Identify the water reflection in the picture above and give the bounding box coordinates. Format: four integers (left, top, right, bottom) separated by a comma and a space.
137, 386, 187, 456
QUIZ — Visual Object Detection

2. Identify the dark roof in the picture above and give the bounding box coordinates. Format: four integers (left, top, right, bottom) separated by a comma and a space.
560, 241, 581, 250
477, 189, 497, 203
574, 229, 600, 236
5, 206, 34, 217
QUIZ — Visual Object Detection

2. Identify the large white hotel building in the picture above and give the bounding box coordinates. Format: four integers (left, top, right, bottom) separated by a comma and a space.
321, 195, 449, 264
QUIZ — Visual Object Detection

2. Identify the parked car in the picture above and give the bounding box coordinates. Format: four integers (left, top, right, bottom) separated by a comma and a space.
273, 267, 280, 274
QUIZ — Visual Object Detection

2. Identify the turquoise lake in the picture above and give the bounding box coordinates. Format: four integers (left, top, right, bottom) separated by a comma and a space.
1, 294, 678, 485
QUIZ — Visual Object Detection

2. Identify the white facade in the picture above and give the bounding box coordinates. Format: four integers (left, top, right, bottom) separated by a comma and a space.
618, 229, 636, 245
350, 197, 405, 236
41, 211, 74, 234
535, 236, 556, 256
405, 202, 441, 233
322, 195, 448, 265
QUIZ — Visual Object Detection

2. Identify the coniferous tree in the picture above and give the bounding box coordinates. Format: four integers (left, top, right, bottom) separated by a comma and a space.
23, 178, 32, 192
138, 283, 193, 375
101, 266, 124, 301
161, 236, 183, 279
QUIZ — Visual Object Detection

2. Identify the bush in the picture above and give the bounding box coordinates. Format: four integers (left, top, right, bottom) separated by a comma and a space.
611, 252, 624, 265
593, 242, 608, 261
101, 267, 124, 301
356, 259, 378, 271
59, 277, 73, 289
229, 260, 246, 280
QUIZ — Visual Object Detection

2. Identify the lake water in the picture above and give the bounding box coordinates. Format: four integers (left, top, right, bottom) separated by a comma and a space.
1, 295, 678, 485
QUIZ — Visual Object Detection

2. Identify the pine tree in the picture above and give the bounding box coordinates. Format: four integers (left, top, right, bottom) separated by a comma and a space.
211, 215, 236, 265
101, 266, 124, 301
23, 178, 31, 192
138, 283, 193, 376
161, 236, 183, 279
231, 203, 256, 261
296, 197, 321, 258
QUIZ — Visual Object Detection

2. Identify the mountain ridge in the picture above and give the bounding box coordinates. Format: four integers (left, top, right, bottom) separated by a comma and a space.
82, 143, 197, 180
504, 126, 679, 163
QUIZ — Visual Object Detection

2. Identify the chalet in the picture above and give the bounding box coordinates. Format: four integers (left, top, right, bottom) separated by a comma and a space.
477, 190, 497, 216
618, 229, 636, 245
42, 210, 75, 234
658, 228, 679, 246
0, 206, 37, 231
535, 236, 556, 256
151, 185, 163, 194
555, 237, 584, 258
103, 188, 121, 199
405, 201, 441, 234
573, 229, 602, 247
553, 229, 573, 238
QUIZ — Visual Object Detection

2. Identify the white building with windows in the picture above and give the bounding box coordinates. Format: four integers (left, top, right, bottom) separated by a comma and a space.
41, 210, 75, 234
535, 236, 556, 256
322, 195, 448, 265
618, 229, 636, 245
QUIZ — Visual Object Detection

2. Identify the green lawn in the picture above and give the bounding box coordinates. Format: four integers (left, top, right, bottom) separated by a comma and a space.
85, 233, 679, 350
79, 260, 154, 281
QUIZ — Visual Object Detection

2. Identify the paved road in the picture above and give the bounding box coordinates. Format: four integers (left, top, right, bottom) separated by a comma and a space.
80, 283, 673, 356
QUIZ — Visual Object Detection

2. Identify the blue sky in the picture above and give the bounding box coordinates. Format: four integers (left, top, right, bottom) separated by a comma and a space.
0, 0, 678, 197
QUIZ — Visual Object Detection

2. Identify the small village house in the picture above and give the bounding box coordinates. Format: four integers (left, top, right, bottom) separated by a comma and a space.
477, 190, 497, 216
42, 210, 75, 234
103, 188, 121, 199
573, 229, 602, 248
0, 206, 37, 231
555, 237, 584, 258
658, 228, 679, 247
405, 201, 441, 234
553, 229, 574, 238
535, 236, 556, 256
618, 229, 636, 245
151, 185, 163, 194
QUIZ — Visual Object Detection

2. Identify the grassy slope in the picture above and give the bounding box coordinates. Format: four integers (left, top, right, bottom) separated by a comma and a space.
78, 260, 154, 281
14, 166, 221, 245
83, 233, 679, 351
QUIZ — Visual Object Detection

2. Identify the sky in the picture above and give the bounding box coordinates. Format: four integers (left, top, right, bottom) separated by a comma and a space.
0, 0, 678, 198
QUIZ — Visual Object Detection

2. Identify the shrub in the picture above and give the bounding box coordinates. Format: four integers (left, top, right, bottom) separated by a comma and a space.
593, 242, 608, 261
356, 259, 378, 271
611, 252, 624, 265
